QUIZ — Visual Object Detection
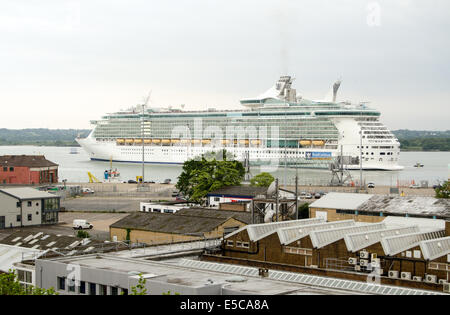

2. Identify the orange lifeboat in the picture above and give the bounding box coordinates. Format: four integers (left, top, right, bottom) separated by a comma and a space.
312, 140, 325, 146
299, 140, 311, 146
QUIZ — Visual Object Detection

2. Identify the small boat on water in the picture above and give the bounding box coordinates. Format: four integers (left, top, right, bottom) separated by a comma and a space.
414, 162, 424, 168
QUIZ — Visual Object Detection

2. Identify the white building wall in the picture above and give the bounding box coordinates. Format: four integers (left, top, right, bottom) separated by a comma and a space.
0, 194, 42, 228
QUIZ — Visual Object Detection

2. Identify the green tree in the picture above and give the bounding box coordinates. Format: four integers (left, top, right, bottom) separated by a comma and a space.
298, 203, 310, 219
0, 270, 57, 295
130, 274, 147, 295
250, 172, 275, 187
435, 181, 449, 199
176, 150, 245, 202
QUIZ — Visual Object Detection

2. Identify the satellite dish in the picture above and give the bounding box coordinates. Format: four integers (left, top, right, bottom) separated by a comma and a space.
267, 181, 277, 197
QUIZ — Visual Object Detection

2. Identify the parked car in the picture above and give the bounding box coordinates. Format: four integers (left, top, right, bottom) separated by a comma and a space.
171, 190, 180, 197
299, 192, 312, 199
82, 188, 95, 194
409, 184, 421, 189
73, 219, 93, 230
162, 179, 172, 184
128, 180, 138, 184
314, 193, 321, 199
367, 182, 375, 189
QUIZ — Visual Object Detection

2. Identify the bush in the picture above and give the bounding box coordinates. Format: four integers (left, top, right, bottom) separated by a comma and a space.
76, 230, 90, 239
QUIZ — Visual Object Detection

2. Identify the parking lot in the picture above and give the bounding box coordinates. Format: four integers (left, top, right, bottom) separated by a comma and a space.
0, 212, 127, 242
59, 212, 128, 233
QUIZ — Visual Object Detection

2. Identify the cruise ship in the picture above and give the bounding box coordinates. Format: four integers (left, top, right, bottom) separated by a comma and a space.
76, 76, 403, 170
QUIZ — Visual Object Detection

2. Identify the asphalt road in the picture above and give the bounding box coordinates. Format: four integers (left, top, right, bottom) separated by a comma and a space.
61, 196, 173, 212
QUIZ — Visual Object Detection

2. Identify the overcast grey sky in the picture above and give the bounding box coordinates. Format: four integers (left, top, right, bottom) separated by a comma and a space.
0, 0, 449, 130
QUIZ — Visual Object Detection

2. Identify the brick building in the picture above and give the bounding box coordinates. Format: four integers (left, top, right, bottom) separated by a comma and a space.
309, 192, 450, 222
0, 155, 58, 185
110, 208, 252, 245
218, 217, 450, 292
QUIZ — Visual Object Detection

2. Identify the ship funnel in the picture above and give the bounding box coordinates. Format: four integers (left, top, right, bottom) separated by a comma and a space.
332, 80, 342, 103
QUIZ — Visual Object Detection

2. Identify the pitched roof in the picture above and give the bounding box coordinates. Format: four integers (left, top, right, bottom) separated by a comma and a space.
381, 230, 445, 256
207, 185, 267, 198
309, 223, 386, 249
309, 192, 374, 210
310, 193, 450, 219
358, 195, 450, 218
175, 208, 252, 224
110, 212, 232, 236
0, 231, 104, 251
277, 220, 356, 245
0, 155, 58, 168
344, 226, 420, 253
420, 236, 450, 261
0, 187, 59, 200
225, 218, 324, 242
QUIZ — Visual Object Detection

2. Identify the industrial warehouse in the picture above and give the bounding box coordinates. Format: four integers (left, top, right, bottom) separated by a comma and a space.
205, 217, 450, 293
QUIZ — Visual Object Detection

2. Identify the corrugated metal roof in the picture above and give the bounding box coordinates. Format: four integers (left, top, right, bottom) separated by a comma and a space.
225, 218, 323, 241
277, 220, 355, 245
381, 230, 446, 256
359, 195, 450, 218
177, 259, 443, 295
382, 217, 446, 231
310, 223, 385, 249
309, 192, 374, 210
0, 187, 58, 200
0, 244, 42, 272
419, 236, 450, 261
344, 226, 420, 253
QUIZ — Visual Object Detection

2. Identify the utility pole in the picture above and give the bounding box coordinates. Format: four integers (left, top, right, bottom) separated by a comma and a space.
295, 175, 299, 220
141, 103, 145, 183
359, 130, 363, 190
141, 91, 152, 184
275, 178, 279, 222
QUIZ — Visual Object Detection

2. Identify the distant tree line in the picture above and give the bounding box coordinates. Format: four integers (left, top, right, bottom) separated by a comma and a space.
398, 137, 450, 151
0, 129, 91, 147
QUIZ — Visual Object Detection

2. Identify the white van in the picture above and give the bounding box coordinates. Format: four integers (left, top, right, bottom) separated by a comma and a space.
73, 219, 93, 230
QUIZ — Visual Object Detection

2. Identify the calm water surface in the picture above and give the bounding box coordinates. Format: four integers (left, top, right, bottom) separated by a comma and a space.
0, 146, 448, 186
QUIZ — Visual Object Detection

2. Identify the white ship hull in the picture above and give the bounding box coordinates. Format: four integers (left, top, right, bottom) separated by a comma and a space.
77, 132, 403, 171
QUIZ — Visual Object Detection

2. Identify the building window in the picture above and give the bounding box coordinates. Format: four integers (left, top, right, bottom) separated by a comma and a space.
44, 198, 59, 210
236, 241, 242, 247
226, 240, 234, 247
89, 282, 96, 295
79, 281, 86, 294
27, 201, 32, 207
214, 197, 220, 202
99, 284, 107, 295
121, 288, 128, 295
16, 215, 21, 222
57, 277, 66, 291
2, 167, 7, 172
27, 214, 32, 221
68, 279, 76, 292
242, 242, 250, 249
111, 286, 118, 295
9, 167, 14, 172
17, 270, 32, 284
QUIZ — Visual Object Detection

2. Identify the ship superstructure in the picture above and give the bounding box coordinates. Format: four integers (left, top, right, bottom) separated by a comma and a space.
77, 76, 403, 170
